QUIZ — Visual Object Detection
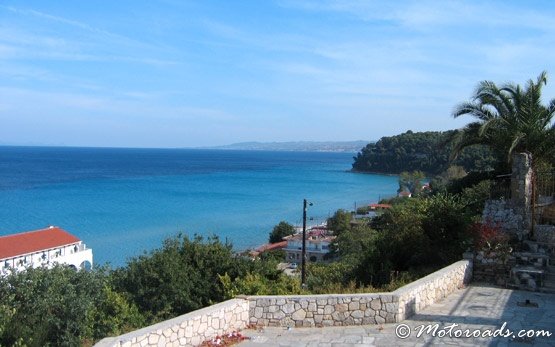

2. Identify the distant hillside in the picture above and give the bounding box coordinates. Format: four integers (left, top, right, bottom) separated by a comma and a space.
208, 141, 370, 153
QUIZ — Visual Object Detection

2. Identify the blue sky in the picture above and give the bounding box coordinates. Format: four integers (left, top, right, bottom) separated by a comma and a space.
1, 0, 554, 148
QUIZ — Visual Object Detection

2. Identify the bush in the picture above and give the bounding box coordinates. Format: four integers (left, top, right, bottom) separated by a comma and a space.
0, 265, 140, 347
112, 234, 252, 322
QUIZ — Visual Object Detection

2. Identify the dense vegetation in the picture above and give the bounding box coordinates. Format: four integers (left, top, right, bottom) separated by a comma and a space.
352, 130, 498, 175
0, 235, 295, 346
306, 182, 490, 293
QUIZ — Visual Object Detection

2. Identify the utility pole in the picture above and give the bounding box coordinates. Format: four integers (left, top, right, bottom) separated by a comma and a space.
301, 198, 312, 287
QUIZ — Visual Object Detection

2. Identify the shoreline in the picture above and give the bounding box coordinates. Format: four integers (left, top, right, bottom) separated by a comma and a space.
348, 169, 400, 177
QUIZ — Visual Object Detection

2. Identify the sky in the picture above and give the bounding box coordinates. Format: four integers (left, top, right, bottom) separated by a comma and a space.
1, 0, 554, 148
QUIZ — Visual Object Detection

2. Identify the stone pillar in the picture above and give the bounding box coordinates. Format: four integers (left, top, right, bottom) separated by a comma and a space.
511, 153, 533, 233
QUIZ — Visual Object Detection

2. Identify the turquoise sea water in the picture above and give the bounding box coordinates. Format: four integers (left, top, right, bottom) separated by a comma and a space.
0, 147, 398, 267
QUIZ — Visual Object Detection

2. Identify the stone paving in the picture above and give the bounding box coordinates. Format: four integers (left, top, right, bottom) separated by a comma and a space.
239, 284, 555, 346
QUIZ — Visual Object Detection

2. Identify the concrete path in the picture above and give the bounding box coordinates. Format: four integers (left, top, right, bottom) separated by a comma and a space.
239, 284, 555, 346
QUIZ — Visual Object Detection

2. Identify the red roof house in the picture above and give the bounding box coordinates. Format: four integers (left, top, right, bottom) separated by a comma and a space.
0, 226, 93, 273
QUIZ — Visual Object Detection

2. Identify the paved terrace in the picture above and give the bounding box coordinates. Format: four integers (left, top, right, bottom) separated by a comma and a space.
240, 284, 555, 347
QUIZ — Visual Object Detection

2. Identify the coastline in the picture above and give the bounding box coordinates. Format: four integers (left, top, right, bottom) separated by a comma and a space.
349, 168, 400, 177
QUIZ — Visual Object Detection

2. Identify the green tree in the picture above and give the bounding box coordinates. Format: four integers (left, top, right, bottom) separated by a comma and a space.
268, 221, 295, 243
327, 209, 352, 236
452, 71, 555, 167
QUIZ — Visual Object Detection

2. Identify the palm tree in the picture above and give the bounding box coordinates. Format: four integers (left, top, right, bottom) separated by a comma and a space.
452, 71, 555, 237
451, 71, 555, 166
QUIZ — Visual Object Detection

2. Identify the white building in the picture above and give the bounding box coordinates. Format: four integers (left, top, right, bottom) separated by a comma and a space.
283, 229, 335, 263
0, 226, 93, 276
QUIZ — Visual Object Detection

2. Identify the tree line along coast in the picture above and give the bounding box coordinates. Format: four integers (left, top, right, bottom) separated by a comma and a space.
0, 72, 554, 346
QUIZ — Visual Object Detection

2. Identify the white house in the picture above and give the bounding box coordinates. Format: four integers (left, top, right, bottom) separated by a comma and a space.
0, 226, 93, 276
283, 229, 335, 263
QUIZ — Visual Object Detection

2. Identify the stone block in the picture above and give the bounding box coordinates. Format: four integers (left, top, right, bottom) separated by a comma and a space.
148, 334, 159, 344
193, 319, 200, 332
385, 303, 397, 313
369, 299, 381, 310
283, 303, 296, 314
335, 303, 348, 312
292, 309, 306, 321
314, 314, 323, 324
362, 317, 376, 325
364, 308, 375, 317
331, 311, 347, 321
386, 313, 396, 323
185, 325, 193, 338
191, 336, 201, 346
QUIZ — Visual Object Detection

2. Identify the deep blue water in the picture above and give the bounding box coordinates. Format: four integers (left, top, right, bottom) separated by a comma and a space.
0, 147, 398, 267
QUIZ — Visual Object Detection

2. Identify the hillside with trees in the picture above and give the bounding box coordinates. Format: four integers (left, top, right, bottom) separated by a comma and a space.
352, 130, 498, 175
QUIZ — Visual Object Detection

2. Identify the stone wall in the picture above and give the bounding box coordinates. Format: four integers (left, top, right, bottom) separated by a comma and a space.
247, 260, 472, 327
95, 260, 472, 346
247, 293, 396, 327
482, 199, 524, 235
94, 299, 249, 347
484, 152, 534, 237
392, 260, 472, 320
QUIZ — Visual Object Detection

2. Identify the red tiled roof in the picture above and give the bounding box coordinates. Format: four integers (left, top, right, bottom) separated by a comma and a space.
249, 241, 287, 257
254, 241, 287, 253
369, 203, 392, 209
0, 227, 81, 260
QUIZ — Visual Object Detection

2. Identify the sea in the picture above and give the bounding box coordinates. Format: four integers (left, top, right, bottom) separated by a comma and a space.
0, 146, 398, 267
